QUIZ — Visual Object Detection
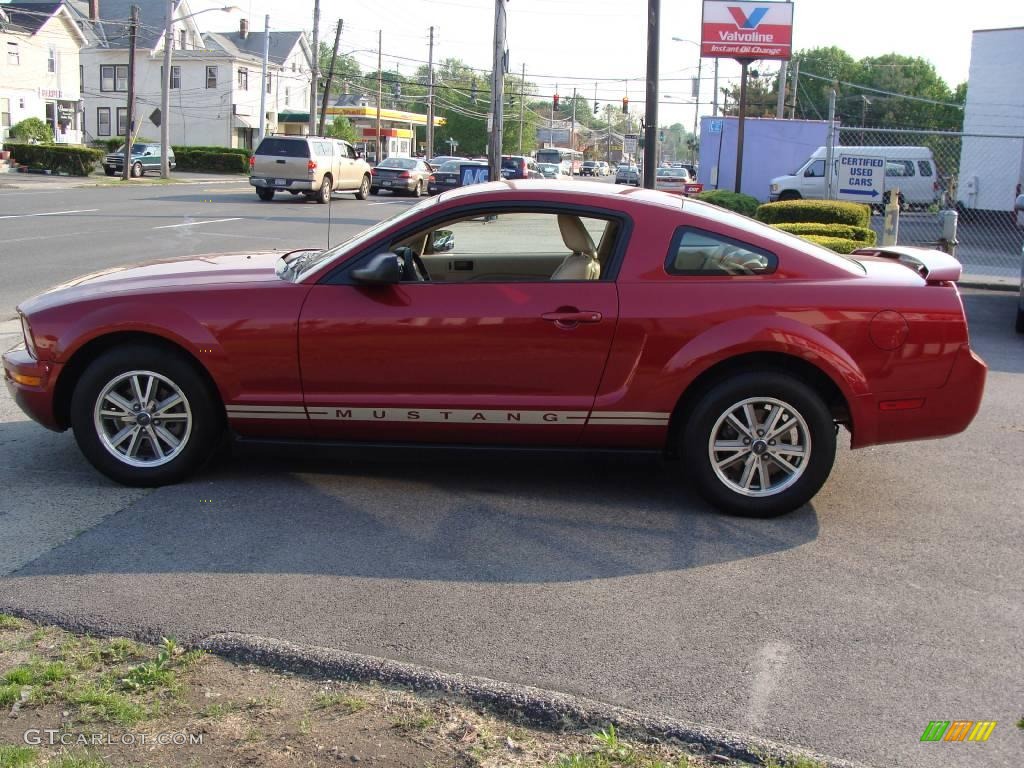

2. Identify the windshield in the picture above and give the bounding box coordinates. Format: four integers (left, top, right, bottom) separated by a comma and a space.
658, 168, 688, 178
501, 157, 524, 169
379, 158, 418, 170
287, 196, 440, 281
535, 151, 561, 164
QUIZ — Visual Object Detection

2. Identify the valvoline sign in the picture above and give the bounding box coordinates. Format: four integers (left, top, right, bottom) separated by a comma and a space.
701, 0, 794, 60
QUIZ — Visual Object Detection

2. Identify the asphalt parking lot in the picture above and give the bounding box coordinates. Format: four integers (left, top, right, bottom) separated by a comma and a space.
0, 176, 1021, 768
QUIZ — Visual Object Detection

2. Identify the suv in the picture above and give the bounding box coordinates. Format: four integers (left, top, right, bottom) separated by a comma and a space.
500, 155, 541, 180
249, 136, 372, 203
103, 143, 174, 177
580, 160, 599, 176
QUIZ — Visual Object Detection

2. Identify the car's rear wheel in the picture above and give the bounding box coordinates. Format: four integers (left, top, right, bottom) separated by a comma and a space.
413, 180, 423, 197
317, 175, 332, 204
104, 168, 115, 177
131, 161, 144, 178
70, 345, 222, 487
777, 190, 800, 201
256, 187, 275, 201
355, 174, 370, 200
681, 373, 836, 517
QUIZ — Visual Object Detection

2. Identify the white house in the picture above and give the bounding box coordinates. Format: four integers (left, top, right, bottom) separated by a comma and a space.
957, 26, 1024, 212
65, 0, 312, 148
0, 1, 87, 143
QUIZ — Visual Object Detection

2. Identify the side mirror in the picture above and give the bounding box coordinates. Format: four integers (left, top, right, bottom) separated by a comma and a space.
430, 230, 455, 252
351, 252, 402, 285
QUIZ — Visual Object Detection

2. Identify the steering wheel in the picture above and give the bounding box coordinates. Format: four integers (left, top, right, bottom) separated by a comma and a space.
394, 246, 430, 282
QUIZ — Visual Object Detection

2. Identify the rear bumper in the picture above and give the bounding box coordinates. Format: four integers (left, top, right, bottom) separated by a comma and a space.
2, 346, 64, 432
250, 177, 314, 191
850, 344, 987, 448
372, 178, 417, 192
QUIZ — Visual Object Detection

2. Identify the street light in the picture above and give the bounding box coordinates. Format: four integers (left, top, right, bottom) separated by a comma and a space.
160, 3, 242, 178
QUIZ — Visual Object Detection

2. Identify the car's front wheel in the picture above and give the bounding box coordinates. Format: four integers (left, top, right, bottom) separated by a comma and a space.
317, 175, 333, 204
681, 372, 836, 517
70, 345, 223, 487
131, 161, 144, 178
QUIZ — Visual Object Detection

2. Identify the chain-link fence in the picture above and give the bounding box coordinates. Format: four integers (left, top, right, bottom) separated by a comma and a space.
837, 126, 1024, 281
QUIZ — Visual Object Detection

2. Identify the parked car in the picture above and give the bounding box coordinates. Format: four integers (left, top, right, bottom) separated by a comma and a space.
500, 155, 541, 179
249, 136, 371, 203
370, 157, 433, 196
655, 167, 704, 196
426, 155, 462, 169
103, 143, 175, 177
3, 182, 986, 517
427, 159, 485, 194
615, 164, 640, 186
580, 160, 600, 176
536, 162, 566, 179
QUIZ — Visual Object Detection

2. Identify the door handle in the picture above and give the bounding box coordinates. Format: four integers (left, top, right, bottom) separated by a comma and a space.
542, 310, 602, 325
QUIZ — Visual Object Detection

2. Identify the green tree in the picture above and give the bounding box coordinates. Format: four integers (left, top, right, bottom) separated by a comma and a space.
324, 116, 357, 142
9, 117, 52, 143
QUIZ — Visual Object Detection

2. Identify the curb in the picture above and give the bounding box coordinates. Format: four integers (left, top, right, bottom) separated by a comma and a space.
959, 278, 1018, 293
199, 632, 872, 768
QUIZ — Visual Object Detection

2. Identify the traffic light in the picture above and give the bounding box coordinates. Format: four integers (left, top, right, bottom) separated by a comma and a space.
593, 102, 598, 115
553, 93, 560, 110
622, 96, 629, 114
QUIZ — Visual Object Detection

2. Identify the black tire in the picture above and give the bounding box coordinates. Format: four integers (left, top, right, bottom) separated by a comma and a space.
256, 187, 275, 201
70, 344, 223, 487
288, 190, 300, 196
1015, 304, 1024, 334
317, 175, 332, 204
414, 180, 424, 197
355, 174, 370, 200
370, 187, 380, 195
777, 190, 801, 201
131, 161, 144, 178
104, 168, 115, 177
681, 372, 836, 517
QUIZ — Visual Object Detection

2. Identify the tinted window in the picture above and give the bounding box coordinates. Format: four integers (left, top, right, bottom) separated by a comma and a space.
439, 161, 462, 172
804, 160, 825, 178
379, 158, 418, 170
501, 157, 524, 169
886, 160, 915, 177
255, 138, 310, 158
917, 160, 933, 176
666, 228, 777, 276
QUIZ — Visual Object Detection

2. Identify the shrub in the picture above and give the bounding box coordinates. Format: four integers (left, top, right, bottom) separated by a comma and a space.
693, 189, 760, 217
172, 145, 251, 160
8, 117, 53, 143
172, 149, 248, 173
3, 142, 103, 176
92, 138, 124, 153
798, 234, 866, 254
755, 199, 871, 228
772, 222, 877, 245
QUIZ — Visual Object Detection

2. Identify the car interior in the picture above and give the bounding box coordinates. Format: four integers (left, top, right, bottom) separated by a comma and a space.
389, 211, 620, 282
669, 229, 774, 275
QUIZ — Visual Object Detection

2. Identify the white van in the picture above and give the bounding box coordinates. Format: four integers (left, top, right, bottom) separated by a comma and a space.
769, 146, 940, 208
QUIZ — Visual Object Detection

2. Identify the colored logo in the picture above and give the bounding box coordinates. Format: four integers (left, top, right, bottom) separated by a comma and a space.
727, 6, 769, 29
920, 721, 997, 742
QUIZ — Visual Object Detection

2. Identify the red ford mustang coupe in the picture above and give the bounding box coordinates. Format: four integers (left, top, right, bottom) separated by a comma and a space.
3, 182, 986, 516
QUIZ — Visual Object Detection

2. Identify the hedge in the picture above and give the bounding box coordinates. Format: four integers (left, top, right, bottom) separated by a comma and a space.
693, 189, 760, 217
755, 199, 871, 228
798, 235, 866, 254
172, 145, 251, 160
172, 149, 249, 173
772, 222, 877, 245
3, 142, 103, 176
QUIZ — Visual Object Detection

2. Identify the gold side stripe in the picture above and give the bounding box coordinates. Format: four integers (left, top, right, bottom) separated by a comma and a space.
306, 408, 589, 424
593, 411, 671, 418
226, 404, 306, 412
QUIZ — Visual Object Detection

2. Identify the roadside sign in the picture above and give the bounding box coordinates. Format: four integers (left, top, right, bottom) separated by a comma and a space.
708, 119, 723, 133
881, 185, 900, 246
701, 0, 794, 60
624, 134, 638, 154
460, 165, 490, 186
836, 153, 885, 203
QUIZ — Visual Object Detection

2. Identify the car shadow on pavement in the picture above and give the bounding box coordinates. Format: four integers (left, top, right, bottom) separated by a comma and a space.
961, 290, 1024, 374
4, 440, 820, 584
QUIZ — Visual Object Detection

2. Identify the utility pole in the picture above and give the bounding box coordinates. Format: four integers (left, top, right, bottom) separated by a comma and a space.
825, 85, 837, 199
569, 87, 576, 159
518, 63, 525, 154
308, 0, 320, 135
122, 4, 138, 180
549, 82, 556, 147
712, 58, 719, 117
318, 19, 342, 137
375, 30, 382, 163
488, 0, 507, 182
259, 14, 270, 141
159, 0, 172, 177
692, 57, 702, 140
642, 0, 659, 188
789, 58, 800, 119
775, 59, 788, 119
426, 26, 435, 159
734, 58, 750, 193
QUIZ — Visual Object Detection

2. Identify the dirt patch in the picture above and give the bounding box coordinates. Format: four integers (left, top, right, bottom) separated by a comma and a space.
0, 615, 814, 768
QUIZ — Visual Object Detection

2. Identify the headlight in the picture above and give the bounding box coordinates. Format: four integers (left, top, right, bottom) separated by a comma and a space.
20, 314, 36, 357
770, 183, 779, 193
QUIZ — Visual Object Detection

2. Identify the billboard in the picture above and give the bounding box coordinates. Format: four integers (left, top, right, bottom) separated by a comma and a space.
701, 1, 794, 60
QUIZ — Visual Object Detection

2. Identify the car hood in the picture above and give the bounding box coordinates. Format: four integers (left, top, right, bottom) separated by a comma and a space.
21, 251, 284, 314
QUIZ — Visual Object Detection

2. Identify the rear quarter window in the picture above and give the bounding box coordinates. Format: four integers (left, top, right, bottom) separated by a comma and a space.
255, 138, 310, 158
665, 227, 777, 276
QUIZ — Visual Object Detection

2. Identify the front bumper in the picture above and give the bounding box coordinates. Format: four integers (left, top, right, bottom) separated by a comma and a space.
250, 177, 314, 191
2, 345, 64, 432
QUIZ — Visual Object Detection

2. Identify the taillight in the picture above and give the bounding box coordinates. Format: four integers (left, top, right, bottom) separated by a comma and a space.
934, 180, 940, 191
398, 170, 411, 178
428, 174, 435, 182
370, 167, 377, 175
307, 160, 317, 172
248, 156, 255, 168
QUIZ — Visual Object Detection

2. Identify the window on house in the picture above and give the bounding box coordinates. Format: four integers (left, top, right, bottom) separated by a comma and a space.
266, 73, 272, 94
179, 29, 186, 50
117, 107, 127, 136
7, 42, 20, 66
238, 67, 248, 90
285, 87, 290, 106
116, 64, 128, 91
206, 66, 217, 88
47, 47, 56, 73
1, 99, 12, 140
171, 66, 180, 89
97, 107, 111, 136
101, 64, 129, 92
79, 65, 84, 92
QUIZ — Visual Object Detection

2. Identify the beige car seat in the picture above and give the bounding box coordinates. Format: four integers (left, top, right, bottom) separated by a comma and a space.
551, 215, 601, 280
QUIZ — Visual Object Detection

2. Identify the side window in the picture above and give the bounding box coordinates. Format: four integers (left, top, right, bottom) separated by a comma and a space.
665, 228, 777, 276
886, 160, 914, 177
917, 160, 933, 177
388, 211, 619, 283
804, 160, 825, 178
346, 144, 357, 160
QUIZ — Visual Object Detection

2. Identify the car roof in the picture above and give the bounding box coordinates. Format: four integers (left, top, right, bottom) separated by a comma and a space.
438, 179, 688, 210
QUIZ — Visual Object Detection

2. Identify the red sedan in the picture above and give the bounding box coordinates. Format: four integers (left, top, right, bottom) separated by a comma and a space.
3, 182, 986, 517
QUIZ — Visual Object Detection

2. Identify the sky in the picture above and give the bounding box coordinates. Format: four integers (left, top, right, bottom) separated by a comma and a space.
192, 0, 1022, 130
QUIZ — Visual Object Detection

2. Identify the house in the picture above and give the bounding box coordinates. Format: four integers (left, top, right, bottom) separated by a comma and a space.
0, 0, 88, 143
62, 0, 312, 149
957, 26, 1024, 213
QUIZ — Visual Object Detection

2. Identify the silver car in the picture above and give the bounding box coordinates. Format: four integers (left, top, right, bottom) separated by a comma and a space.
615, 164, 640, 186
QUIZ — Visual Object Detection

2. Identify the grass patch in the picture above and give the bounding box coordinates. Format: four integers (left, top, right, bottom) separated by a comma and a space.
0, 614, 22, 630
0, 745, 37, 768
0, 683, 24, 706
4, 659, 71, 686
763, 759, 826, 768
49, 754, 110, 768
69, 684, 147, 725
392, 710, 436, 733
312, 691, 367, 714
